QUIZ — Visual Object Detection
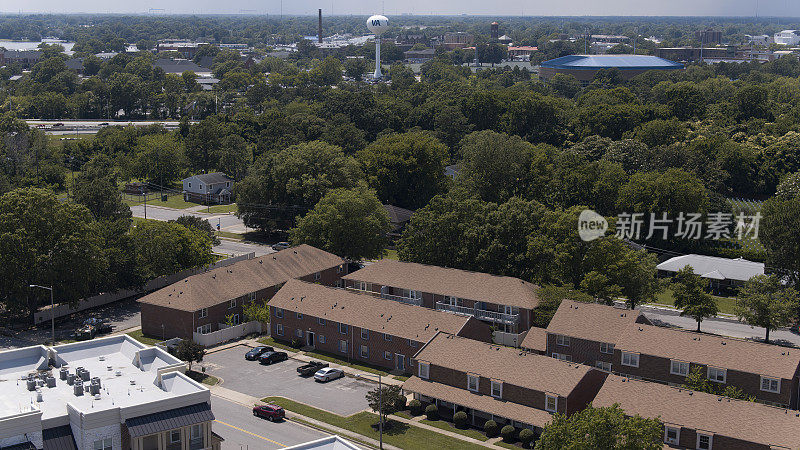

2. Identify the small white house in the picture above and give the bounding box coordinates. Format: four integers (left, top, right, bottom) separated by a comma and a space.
182, 172, 234, 204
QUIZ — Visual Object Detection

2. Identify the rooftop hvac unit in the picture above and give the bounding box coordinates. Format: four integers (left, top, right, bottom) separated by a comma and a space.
26, 379, 36, 391
90, 384, 100, 395
59, 368, 68, 380
36, 391, 43, 402
79, 370, 90, 382
91, 377, 101, 388
46, 376, 56, 388
66, 373, 75, 385
73, 383, 83, 396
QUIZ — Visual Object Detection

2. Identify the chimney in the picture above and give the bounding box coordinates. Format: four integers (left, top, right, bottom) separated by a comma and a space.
318, 9, 323, 44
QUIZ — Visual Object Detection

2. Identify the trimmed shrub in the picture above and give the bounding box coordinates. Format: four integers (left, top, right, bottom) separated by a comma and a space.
453, 411, 468, 428
484, 420, 499, 437
519, 428, 535, 447
290, 338, 303, 348
408, 399, 423, 416
501, 425, 516, 443
425, 403, 438, 420
394, 395, 407, 411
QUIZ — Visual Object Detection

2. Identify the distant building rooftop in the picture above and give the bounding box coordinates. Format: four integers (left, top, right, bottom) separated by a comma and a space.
541, 54, 683, 71
656, 254, 763, 282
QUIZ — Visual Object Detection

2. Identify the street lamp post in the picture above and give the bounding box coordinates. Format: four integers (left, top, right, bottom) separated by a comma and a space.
29, 285, 55, 346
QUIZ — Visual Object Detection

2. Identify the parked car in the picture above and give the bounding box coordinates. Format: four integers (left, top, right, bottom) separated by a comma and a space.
245, 346, 274, 360
297, 361, 328, 377
253, 404, 285, 421
271, 242, 291, 251
83, 318, 112, 333
259, 351, 288, 365
75, 318, 112, 340
53, 123, 64, 127
314, 367, 344, 382
98, 122, 109, 126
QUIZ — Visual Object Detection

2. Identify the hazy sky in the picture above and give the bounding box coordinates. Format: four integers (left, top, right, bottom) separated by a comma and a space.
5, 0, 800, 17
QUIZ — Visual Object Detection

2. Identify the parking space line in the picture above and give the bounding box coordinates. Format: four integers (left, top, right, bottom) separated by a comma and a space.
214, 419, 286, 447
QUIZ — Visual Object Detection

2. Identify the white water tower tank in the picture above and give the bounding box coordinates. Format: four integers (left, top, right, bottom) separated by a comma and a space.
366, 15, 389, 79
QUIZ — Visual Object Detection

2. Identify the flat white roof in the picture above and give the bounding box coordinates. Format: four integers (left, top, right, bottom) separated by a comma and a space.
656, 254, 764, 282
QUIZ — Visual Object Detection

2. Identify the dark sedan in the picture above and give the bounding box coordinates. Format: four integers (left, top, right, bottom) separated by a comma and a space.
259, 351, 288, 365
245, 346, 274, 360
253, 404, 285, 421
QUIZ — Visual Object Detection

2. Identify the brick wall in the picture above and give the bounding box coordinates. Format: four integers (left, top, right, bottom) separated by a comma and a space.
141, 304, 193, 340
546, 334, 613, 369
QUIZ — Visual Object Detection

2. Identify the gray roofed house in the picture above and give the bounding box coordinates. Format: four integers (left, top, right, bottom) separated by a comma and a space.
182, 172, 234, 204
65, 58, 84, 74
2, 50, 42, 68
154, 58, 211, 75
656, 254, 764, 291
383, 204, 414, 237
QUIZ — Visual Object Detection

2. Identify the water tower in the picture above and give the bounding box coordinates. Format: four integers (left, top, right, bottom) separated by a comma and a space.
366, 15, 389, 79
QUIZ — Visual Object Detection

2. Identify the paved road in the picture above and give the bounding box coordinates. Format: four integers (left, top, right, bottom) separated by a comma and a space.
131, 204, 249, 234
639, 304, 800, 347
212, 396, 329, 449
203, 347, 373, 416
216, 238, 275, 257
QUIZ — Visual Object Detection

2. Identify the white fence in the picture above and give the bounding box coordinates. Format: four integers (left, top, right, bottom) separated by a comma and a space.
192, 321, 262, 347
493, 330, 528, 348
33, 252, 256, 324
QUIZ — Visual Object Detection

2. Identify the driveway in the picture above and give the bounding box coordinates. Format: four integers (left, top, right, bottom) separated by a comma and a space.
202, 346, 373, 416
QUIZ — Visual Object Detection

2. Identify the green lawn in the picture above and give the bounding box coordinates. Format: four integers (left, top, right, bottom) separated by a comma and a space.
127, 330, 162, 346
420, 419, 489, 441
262, 397, 489, 450
653, 287, 738, 315
186, 370, 220, 386
494, 441, 521, 449
393, 411, 412, 419
393, 375, 409, 382
301, 349, 392, 377
257, 336, 298, 352
207, 203, 238, 214
382, 249, 399, 260
217, 231, 244, 240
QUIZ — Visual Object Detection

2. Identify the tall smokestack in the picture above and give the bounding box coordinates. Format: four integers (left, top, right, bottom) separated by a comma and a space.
318, 9, 323, 44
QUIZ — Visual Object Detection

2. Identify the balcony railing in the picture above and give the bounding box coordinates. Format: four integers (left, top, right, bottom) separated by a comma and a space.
345, 287, 423, 306
435, 302, 519, 324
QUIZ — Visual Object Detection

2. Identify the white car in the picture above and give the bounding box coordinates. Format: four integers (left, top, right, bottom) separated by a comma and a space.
314, 367, 344, 382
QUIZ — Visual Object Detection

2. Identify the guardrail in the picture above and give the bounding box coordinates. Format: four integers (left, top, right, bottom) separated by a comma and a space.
435, 302, 519, 324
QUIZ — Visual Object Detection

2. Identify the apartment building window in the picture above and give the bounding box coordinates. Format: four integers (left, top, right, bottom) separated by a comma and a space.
408, 339, 417, 347
707, 366, 726, 383
760, 376, 780, 393
249, 292, 256, 302
296, 312, 303, 319
196, 324, 211, 335
621, 351, 639, 368
93, 438, 112, 450
467, 374, 479, 392
384, 351, 392, 360
229, 299, 236, 309
552, 353, 571, 362
231, 314, 240, 325
339, 340, 348, 353
275, 308, 284, 319
190, 424, 202, 440
384, 333, 392, 341
555, 335, 570, 347
696, 433, 713, 450
600, 342, 614, 354
361, 329, 369, 340
170, 430, 181, 444
410, 290, 422, 300
198, 308, 208, 319
337, 265, 343, 273
314, 271, 321, 281
319, 335, 326, 344
490, 380, 503, 398
418, 362, 430, 379
360, 345, 369, 358
545, 394, 558, 413
664, 426, 680, 445
670, 360, 689, 376
276, 324, 284, 336
596, 361, 611, 372
356, 281, 367, 291
339, 323, 348, 334
318, 318, 325, 326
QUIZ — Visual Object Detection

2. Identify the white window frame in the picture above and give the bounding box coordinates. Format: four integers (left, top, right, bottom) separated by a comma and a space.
196, 324, 211, 335
296, 312, 303, 319
190, 424, 202, 439
467, 374, 479, 392
621, 351, 639, 368
93, 438, 112, 450
696, 433, 713, 450
408, 339, 417, 347
490, 380, 503, 398
276, 324, 284, 336
314, 271, 321, 281
418, 361, 430, 379
361, 329, 369, 340
670, 360, 689, 377
760, 376, 780, 393
275, 308, 284, 318
339, 323, 348, 334
600, 342, 614, 354
384, 351, 392, 360
556, 334, 570, 347
318, 317, 325, 325
198, 308, 208, 318
338, 340, 348, 353
360, 345, 369, 358
552, 352, 571, 362
357, 281, 367, 291
231, 314, 240, 325
384, 333, 392, 341
170, 429, 181, 444
545, 394, 558, 413
707, 366, 726, 383
319, 335, 326, 344
596, 361, 611, 372
664, 426, 680, 445
295, 329, 303, 338
229, 299, 236, 309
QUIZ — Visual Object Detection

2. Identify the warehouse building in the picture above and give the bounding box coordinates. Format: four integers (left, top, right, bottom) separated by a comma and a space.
539, 54, 683, 84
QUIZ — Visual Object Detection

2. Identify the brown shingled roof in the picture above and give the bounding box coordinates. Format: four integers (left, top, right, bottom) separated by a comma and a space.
616, 324, 800, 380
414, 332, 592, 397
403, 376, 555, 428
520, 327, 548, 353
594, 375, 800, 449
138, 244, 344, 312
267, 280, 478, 342
342, 260, 539, 309
541, 300, 646, 344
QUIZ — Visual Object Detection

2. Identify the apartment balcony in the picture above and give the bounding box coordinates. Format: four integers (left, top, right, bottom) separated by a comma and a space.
345, 287, 423, 306
435, 302, 520, 325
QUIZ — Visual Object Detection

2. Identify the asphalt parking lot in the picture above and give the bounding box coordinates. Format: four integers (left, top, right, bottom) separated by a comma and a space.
202, 346, 373, 416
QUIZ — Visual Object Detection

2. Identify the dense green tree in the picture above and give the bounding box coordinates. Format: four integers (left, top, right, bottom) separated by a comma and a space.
672, 265, 718, 332
131, 133, 186, 185
535, 404, 662, 450
290, 187, 389, 261
761, 196, 800, 284
185, 117, 223, 172
457, 130, 537, 203
735, 274, 799, 343
215, 134, 251, 181
171, 215, 220, 246
129, 220, 214, 281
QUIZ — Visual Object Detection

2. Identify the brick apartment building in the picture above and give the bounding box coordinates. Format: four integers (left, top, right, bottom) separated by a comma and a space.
268, 280, 491, 373
138, 245, 345, 340
595, 375, 800, 449
613, 323, 800, 408
522, 300, 651, 371
403, 332, 609, 433
341, 260, 540, 346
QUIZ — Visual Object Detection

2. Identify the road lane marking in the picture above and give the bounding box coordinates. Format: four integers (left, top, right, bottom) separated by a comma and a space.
214, 419, 286, 447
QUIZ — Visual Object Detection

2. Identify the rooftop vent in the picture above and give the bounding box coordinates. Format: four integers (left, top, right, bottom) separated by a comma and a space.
130, 379, 136, 385
99, 356, 105, 361
115, 371, 122, 377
